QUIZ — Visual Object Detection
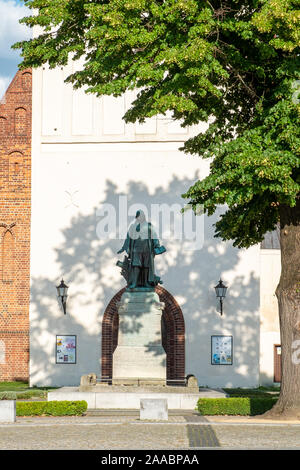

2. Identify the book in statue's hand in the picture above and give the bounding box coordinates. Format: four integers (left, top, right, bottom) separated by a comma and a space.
154, 246, 166, 255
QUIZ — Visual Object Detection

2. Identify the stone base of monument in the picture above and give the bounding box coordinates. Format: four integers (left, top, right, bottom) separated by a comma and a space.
112, 290, 166, 385
48, 289, 227, 411
48, 385, 227, 411
111, 377, 166, 386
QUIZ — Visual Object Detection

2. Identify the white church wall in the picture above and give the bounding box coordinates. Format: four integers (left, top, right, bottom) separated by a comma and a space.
30, 65, 261, 388
259, 250, 281, 386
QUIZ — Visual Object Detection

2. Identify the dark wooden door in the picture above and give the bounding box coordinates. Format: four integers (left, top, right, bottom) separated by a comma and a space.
274, 344, 282, 383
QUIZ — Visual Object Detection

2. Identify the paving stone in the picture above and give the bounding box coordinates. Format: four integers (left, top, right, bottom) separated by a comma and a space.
0, 416, 299, 449
187, 424, 220, 448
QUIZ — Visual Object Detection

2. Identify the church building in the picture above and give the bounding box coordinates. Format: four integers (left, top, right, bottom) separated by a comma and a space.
0, 64, 281, 389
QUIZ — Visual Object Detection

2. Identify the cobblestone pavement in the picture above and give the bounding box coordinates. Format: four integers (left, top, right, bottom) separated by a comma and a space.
0, 415, 299, 449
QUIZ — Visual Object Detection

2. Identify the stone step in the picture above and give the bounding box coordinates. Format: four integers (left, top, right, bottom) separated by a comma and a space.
48, 386, 227, 410
84, 409, 197, 417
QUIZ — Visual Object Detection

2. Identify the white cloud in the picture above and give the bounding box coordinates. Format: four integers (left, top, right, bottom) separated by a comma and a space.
0, 0, 31, 60
0, 75, 11, 101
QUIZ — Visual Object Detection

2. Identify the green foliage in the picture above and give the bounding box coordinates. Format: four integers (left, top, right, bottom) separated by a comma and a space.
184, 96, 300, 247
197, 397, 278, 415
16, 400, 88, 416
252, 0, 300, 52
0, 381, 57, 399
223, 387, 280, 398
0, 390, 47, 400
257, 385, 281, 392
0, 392, 18, 400
13, 0, 300, 246
0, 381, 29, 392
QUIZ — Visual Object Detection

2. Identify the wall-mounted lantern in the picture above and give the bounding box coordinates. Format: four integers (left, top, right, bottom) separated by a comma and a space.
214, 279, 228, 316
56, 279, 69, 315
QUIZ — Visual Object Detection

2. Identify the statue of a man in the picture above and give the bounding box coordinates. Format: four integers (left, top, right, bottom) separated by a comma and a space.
117, 210, 166, 289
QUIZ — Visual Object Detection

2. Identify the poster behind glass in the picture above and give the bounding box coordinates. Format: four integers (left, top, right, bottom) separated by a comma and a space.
211, 335, 233, 365
56, 335, 76, 364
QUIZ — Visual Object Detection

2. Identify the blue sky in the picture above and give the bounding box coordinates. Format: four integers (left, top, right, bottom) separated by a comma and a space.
0, 0, 31, 99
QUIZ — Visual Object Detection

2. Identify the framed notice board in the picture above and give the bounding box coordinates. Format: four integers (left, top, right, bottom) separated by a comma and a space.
211, 335, 233, 365
56, 335, 77, 364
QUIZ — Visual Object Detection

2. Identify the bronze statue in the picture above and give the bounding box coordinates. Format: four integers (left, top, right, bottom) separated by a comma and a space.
117, 210, 166, 289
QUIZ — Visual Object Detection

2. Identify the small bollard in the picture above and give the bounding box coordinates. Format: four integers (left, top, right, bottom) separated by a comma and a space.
140, 398, 168, 421
0, 400, 16, 423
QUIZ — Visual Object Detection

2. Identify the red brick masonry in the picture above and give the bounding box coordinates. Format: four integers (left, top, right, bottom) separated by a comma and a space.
0, 69, 32, 381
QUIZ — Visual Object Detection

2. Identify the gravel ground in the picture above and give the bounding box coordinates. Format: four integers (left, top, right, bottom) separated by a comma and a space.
0, 415, 299, 449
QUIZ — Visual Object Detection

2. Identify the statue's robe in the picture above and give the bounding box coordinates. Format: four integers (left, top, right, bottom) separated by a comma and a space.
120, 221, 161, 286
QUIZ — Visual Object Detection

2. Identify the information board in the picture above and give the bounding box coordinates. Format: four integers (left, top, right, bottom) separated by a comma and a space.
56, 335, 76, 364
211, 335, 233, 365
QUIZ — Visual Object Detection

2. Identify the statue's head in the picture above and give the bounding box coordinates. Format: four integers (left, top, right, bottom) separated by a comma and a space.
135, 210, 146, 222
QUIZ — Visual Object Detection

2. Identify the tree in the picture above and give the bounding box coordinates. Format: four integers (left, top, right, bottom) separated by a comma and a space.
14, 0, 300, 417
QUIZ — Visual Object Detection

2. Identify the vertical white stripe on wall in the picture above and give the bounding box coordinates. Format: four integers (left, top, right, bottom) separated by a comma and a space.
103, 95, 125, 135
42, 66, 63, 136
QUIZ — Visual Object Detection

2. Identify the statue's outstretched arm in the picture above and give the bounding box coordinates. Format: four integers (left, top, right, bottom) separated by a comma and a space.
117, 232, 130, 254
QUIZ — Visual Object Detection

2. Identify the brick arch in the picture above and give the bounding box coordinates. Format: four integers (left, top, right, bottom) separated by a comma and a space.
21, 71, 32, 90
101, 286, 185, 384
14, 107, 27, 135
8, 151, 24, 191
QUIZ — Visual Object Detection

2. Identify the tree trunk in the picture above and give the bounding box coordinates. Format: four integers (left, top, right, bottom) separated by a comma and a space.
263, 197, 300, 419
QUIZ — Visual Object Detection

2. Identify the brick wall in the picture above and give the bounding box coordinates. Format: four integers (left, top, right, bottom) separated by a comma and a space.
101, 286, 185, 384
0, 69, 31, 382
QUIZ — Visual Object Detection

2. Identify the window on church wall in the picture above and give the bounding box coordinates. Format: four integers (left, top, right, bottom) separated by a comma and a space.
2, 230, 15, 282
0, 117, 7, 136
22, 72, 31, 91
14, 107, 27, 135
9, 152, 24, 191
